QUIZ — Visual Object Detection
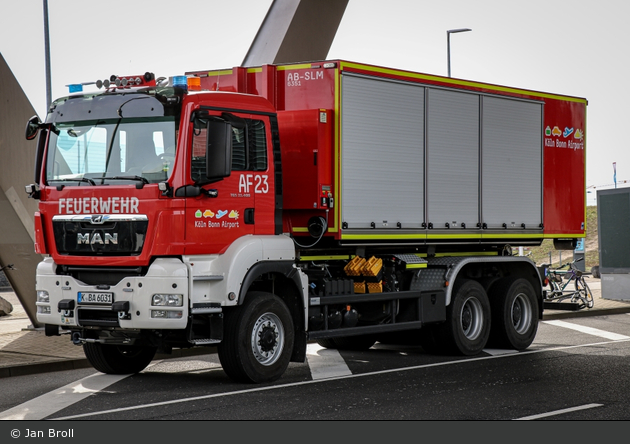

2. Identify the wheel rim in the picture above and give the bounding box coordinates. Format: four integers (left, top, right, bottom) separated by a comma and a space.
251, 311, 285, 366
511, 292, 533, 334
460, 297, 483, 340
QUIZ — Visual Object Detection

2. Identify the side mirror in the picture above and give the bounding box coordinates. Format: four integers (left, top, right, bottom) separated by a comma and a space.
25, 115, 42, 140
205, 119, 232, 182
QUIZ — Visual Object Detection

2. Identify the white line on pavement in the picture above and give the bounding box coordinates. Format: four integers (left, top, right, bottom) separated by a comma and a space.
543, 319, 630, 340
514, 403, 603, 420
483, 348, 518, 356
0, 372, 130, 420
306, 343, 352, 379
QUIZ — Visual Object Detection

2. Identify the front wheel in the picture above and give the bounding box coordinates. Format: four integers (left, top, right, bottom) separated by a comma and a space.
83, 343, 157, 374
489, 278, 539, 350
218, 292, 294, 383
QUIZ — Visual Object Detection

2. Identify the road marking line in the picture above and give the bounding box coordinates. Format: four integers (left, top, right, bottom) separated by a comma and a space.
484, 349, 518, 356
306, 343, 352, 379
51, 338, 630, 421
0, 372, 129, 420
544, 320, 630, 340
514, 403, 603, 420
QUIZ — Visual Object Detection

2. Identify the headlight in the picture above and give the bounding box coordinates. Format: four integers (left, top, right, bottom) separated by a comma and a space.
37, 290, 49, 303
151, 294, 183, 307
37, 305, 51, 314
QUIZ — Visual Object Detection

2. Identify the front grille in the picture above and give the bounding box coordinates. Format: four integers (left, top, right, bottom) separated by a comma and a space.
58, 265, 144, 286
52, 214, 148, 256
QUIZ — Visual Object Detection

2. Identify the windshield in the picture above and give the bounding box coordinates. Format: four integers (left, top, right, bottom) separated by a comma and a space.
45, 117, 176, 185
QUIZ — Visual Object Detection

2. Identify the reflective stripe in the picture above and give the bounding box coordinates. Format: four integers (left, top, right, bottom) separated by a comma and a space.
277, 64, 312, 71
206, 69, 233, 77
339, 61, 587, 104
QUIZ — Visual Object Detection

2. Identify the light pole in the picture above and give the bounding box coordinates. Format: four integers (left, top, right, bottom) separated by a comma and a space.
447, 28, 472, 77
43, 0, 52, 111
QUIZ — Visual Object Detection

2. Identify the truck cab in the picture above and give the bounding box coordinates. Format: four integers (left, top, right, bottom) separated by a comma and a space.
27, 73, 304, 381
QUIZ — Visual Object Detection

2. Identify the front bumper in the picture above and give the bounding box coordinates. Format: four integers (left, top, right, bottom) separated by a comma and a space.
35, 257, 189, 330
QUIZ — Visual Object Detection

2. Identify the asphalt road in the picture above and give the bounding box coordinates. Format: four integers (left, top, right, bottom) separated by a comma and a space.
1, 313, 630, 422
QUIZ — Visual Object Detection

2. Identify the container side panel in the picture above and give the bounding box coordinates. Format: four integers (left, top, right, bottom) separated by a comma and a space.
340, 74, 424, 229
427, 89, 479, 229
481, 97, 543, 229
275, 66, 337, 111
542, 100, 586, 236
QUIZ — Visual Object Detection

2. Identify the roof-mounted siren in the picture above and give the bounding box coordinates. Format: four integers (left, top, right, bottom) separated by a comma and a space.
95, 72, 156, 89
66, 72, 156, 93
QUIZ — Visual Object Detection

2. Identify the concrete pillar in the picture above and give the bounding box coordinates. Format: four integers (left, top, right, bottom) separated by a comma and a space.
243, 0, 349, 66
0, 52, 43, 327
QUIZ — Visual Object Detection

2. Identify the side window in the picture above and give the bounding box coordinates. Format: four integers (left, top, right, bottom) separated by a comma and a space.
191, 117, 268, 182
231, 127, 247, 170
191, 122, 208, 182
248, 120, 267, 171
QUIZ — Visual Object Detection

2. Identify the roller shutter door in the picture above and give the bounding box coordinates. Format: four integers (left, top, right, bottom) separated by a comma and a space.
426, 89, 480, 230
340, 74, 425, 229
481, 96, 543, 229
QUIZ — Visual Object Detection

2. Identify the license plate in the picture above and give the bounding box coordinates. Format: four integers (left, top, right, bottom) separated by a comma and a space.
78, 292, 113, 304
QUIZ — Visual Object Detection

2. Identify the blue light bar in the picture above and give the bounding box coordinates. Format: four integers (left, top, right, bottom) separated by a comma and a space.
172, 75, 188, 91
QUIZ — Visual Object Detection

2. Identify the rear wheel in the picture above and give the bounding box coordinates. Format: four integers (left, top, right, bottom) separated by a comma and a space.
83, 343, 157, 374
575, 278, 594, 309
437, 279, 491, 355
489, 278, 538, 350
218, 292, 294, 383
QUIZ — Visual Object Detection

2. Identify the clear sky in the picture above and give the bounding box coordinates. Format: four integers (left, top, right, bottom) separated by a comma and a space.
1, 0, 626, 204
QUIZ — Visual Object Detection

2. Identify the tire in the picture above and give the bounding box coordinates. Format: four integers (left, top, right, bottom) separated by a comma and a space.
83, 343, 157, 374
436, 279, 491, 355
218, 292, 294, 383
332, 335, 377, 351
488, 278, 539, 350
315, 338, 338, 349
575, 278, 594, 309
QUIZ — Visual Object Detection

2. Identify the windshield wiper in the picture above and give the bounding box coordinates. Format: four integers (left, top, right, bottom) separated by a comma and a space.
48, 177, 96, 190
99, 176, 150, 189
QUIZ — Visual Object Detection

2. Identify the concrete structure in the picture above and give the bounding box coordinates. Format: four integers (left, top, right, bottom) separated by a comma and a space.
242, 0, 348, 66
0, 53, 42, 327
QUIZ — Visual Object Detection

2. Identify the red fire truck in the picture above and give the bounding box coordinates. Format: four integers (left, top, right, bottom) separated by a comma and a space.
25, 60, 587, 383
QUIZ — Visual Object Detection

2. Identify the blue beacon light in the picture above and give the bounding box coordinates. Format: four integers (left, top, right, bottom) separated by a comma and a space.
68, 84, 83, 93
172, 75, 188, 91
